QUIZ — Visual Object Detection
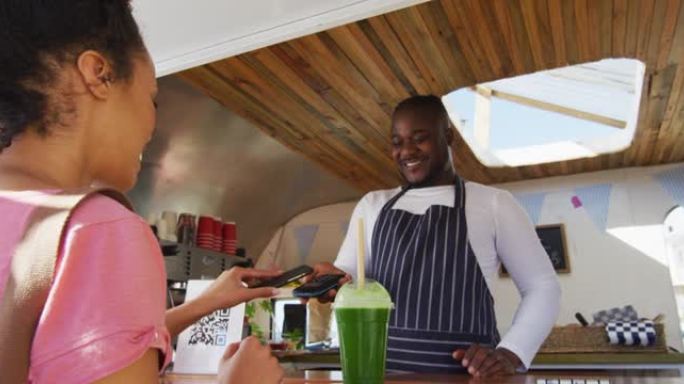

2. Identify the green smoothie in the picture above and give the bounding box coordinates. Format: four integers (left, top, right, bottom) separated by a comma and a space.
335, 307, 390, 384
334, 280, 393, 384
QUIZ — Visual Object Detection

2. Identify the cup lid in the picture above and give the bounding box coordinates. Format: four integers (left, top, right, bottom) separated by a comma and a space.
334, 279, 393, 309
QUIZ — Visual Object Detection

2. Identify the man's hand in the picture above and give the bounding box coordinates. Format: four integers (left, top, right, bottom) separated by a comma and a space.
300, 262, 351, 304
452, 345, 521, 377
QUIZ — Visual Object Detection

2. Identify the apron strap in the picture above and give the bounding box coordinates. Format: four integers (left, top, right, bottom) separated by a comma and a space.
386, 176, 466, 212
453, 177, 466, 209
380, 185, 411, 213
0, 188, 132, 384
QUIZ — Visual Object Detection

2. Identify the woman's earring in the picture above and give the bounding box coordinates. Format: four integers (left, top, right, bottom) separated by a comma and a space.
99, 74, 113, 85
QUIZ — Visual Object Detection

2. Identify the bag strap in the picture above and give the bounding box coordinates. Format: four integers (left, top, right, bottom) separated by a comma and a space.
0, 188, 132, 383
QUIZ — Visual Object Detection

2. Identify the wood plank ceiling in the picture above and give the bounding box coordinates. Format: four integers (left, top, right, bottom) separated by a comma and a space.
179, 0, 684, 192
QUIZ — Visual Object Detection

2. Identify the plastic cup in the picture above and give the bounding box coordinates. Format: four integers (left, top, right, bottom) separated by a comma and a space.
334, 279, 393, 384
212, 219, 223, 251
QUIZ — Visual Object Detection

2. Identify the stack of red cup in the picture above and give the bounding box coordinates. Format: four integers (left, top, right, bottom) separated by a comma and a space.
213, 218, 223, 252
222, 222, 237, 255
197, 216, 215, 250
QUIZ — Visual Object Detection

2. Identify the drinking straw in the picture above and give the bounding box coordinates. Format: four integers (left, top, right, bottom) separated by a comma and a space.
357, 218, 365, 289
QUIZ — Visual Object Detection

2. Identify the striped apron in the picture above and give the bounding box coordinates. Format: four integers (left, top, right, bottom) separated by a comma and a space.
368, 177, 500, 373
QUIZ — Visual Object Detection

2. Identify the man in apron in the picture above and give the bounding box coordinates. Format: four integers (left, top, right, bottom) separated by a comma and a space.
310, 95, 560, 377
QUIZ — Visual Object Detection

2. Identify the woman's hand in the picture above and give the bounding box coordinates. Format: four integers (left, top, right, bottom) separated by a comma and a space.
218, 337, 284, 384
195, 267, 282, 312
166, 267, 282, 338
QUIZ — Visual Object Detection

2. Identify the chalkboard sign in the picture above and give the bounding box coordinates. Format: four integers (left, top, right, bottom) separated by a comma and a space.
500, 224, 570, 276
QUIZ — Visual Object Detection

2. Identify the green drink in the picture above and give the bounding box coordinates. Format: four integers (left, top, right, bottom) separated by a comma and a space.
334, 280, 393, 384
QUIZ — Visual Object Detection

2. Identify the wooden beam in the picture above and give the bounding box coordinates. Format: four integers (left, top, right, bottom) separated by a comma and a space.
574, 0, 592, 62
474, 85, 627, 129
624, 0, 640, 57
547, 0, 567, 67
597, 0, 614, 58
243, 49, 395, 169
645, 0, 670, 68
520, 0, 547, 70
464, 0, 506, 78
635, 0, 656, 61
612, 0, 628, 57
474, 86, 492, 149
385, 8, 452, 94
287, 34, 391, 136
656, 0, 682, 70
418, 2, 476, 86
560, 0, 580, 64
366, 16, 432, 95
492, 0, 527, 75
442, 0, 493, 82
326, 24, 409, 104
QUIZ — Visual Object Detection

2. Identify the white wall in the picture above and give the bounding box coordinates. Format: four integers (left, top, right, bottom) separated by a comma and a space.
495, 164, 683, 350
257, 203, 354, 270
259, 164, 684, 350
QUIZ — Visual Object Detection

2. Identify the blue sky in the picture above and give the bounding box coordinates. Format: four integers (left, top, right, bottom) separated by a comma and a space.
441, 58, 643, 155
442, 88, 618, 150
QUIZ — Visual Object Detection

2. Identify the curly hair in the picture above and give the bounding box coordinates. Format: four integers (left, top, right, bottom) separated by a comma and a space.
0, 0, 146, 150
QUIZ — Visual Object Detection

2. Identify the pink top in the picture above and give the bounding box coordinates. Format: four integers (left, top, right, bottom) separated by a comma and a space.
0, 191, 171, 383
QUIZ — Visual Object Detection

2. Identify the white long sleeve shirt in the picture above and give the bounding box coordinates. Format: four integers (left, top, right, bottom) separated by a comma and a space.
334, 181, 561, 369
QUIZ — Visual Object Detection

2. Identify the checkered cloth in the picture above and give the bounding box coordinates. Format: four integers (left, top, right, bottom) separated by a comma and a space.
592, 305, 638, 325
605, 320, 656, 346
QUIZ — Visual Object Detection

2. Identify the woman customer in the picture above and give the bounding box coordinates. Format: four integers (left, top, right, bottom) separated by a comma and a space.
0, 1, 283, 383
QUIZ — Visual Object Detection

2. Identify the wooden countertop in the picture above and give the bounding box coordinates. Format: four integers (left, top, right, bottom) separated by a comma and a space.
533, 353, 684, 365
275, 351, 684, 366
162, 370, 684, 383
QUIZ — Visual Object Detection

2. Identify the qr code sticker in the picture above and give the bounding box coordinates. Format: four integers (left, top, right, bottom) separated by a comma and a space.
188, 308, 231, 346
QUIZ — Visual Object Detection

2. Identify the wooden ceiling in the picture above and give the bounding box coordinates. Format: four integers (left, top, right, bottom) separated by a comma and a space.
179, 0, 684, 192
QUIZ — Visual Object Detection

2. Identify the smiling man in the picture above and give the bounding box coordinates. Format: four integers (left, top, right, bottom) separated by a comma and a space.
310, 95, 561, 376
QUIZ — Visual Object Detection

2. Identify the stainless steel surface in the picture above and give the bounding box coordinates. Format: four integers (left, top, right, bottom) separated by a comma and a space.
129, 76, 362, 258
164, 244, 251, 281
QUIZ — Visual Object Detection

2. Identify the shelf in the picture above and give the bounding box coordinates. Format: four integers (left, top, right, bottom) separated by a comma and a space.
533, 352, 684, 365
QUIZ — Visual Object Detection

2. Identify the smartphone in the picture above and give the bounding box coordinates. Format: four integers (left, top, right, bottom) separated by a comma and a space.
292, 274, 346, 298
251, 265, 313, 288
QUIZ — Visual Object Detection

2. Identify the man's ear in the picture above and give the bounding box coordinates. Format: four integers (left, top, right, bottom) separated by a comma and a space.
445, 121, 455, 146
76, 50, 113, 100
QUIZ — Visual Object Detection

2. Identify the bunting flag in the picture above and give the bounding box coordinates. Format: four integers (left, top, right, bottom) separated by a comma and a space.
294, 224, 319, 265
513, 192, 546, 225
655, 166, 684, 207
571, 196, 583, 208
574, 184, 612, 231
